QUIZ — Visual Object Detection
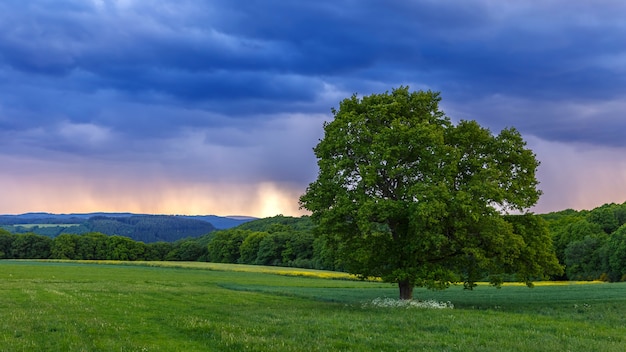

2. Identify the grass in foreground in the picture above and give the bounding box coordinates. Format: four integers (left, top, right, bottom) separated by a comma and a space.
0, 260, 625, 351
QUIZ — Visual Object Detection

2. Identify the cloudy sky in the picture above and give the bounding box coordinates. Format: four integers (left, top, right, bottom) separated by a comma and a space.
1, 0, 625, 217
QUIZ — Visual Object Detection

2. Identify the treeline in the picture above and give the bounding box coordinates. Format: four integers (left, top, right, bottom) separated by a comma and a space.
215, 210, 626, 280
541, 202, 626, 281
0, 229, 212, 262
3, 206, 626, 282
206, 216, 340, 270
205, 210, 626, 281
0, 215, 337, 270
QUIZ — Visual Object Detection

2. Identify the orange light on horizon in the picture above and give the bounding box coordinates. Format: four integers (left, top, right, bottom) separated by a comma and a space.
0, 172, 308, 218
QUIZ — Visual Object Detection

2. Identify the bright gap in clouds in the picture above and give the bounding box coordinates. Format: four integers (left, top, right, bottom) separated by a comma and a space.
0, 176, 307, 217
0, 154, 307, 217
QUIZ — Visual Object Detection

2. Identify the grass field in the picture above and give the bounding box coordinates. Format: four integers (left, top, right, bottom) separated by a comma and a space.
1, 260, 625, 351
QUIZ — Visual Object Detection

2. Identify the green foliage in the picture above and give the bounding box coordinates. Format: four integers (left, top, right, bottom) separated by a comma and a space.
146, 241, 175, 261
1, 231, 180, 262
553, 219, 604, 262
502, 215, 563, 284
564, 236, 608, 280
300, 86, 561, 298
165, 240, 206, 261
50, 233, 79, 259
207, 229, 248, 263
0, 228, 14, 258
238, 231, 269, 264
105, 235, 147, 261
10, 233, 52, 259
282, 231, 315, 268
1, 215, 317, 268
236, 215, 313, 233
255, 232, 290, 266
310, 234, 343, 271
542, 201, 626, 281
75, 232, 109, 260
204, 218, 320, 268
606, 224, 626, 281
588, 204, 620, 234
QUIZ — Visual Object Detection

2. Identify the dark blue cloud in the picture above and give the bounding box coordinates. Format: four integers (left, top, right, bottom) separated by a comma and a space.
1, 0, 625, 170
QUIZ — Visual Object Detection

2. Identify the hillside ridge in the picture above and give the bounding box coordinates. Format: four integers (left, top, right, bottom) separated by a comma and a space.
0, 212, 257, 243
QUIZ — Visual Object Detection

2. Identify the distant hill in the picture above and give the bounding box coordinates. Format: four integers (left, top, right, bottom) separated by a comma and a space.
0, 212, 256, 243
0, 212, 135, 225
235, 214, 313, 232
183, 215, 257, 230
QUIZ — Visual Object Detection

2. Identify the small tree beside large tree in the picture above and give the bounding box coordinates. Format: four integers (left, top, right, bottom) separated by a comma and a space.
300, 87, 562, 300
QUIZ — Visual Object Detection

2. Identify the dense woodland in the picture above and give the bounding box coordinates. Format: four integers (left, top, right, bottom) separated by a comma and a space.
1, 215, 217, 242
540, 202, 626, 281
1, 203, 626, 282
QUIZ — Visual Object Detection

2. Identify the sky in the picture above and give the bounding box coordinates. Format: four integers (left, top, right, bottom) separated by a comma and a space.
1, 0, 626, 218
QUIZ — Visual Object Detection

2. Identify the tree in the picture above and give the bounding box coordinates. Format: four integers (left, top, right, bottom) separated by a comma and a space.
166, 240, 205, 261
503, 214, 562, 284
552, 219, 605, 268
282, 231, 315, 268
207, 229, 247, 263
105, 235, 146, 261
606, 224, 626, 281
300, 87, 562, 299
238, 231, 269, 264
564, 235, 608, 280
10, 233, 52, 259
255, 232, 290, 266
311, 234, 342, 271
587, 204, 620, 234
146, 241, 174, 261
76, 232, 109, 260
51, 234, 79, 259
0, 229, 14, 259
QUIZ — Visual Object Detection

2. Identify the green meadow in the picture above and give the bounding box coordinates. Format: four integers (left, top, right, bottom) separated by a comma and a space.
1, 261, 625, 351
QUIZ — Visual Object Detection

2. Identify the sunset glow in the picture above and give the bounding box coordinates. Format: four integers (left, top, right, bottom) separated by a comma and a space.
0, 162, 307, 217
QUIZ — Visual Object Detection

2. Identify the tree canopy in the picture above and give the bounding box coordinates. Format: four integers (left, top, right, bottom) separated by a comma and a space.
300, 87, 562, 299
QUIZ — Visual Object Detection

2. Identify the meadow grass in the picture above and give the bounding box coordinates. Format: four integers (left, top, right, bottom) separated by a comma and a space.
1, 260, 625, 351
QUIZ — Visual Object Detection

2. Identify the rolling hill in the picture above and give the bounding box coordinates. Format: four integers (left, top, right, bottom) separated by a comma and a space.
0, 213, 256, 243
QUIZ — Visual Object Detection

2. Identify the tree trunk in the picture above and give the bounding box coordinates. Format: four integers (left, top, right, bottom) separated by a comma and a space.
398, 280, 414, 300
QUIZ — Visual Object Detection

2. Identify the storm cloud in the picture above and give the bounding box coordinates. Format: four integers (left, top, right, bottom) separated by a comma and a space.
1, 0, 625, 216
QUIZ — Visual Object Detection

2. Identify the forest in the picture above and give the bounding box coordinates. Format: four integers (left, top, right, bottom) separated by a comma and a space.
0, 214, 221, 242
1, 203, 626, 282
542, 202, 626, 281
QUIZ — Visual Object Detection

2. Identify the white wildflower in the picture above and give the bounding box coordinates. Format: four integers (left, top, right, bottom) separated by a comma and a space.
363, 297, 454, 309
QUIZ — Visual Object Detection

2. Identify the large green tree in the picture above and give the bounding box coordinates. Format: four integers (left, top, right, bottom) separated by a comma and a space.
300, 87, 562, 299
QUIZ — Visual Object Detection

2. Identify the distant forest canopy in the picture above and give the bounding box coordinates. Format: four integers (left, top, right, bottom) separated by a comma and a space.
2, 202, 626, 282
0, 213, 254, 242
